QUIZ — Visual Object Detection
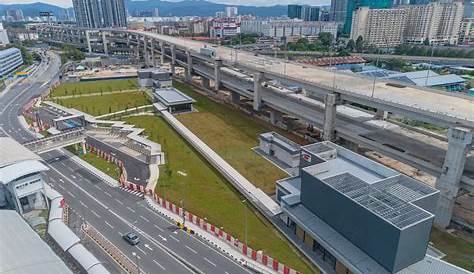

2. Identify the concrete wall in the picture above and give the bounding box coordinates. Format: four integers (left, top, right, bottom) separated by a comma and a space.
300, 169, 431, 273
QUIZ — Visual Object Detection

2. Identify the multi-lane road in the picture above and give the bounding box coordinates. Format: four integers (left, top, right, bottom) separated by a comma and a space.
0, 51, 253, 274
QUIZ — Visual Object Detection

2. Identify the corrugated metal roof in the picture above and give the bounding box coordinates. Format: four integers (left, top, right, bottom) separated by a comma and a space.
0, 210, 74, 274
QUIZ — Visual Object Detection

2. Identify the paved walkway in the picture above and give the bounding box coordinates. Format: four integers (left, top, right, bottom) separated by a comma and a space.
51, 89, 140, 99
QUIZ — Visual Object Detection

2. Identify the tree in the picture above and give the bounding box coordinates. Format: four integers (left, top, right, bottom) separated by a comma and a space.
355, 36, 364, 52
423, 38, 430, 46
318, 32, 333, 48
346, 39, 355, 52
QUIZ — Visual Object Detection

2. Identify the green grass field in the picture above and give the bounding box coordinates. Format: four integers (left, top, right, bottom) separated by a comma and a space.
55, 91, 151, 116
67, 145, 121, 179
173, 81, 306, 194
124, 115, 316, 274
430, 228, 474, 271
51, 79, 138, 97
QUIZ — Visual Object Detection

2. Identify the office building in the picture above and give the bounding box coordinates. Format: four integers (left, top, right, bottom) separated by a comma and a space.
465, 0, 474, 18
0, 23, 9, 46
225, 6, 238, 17
343, 0, 392, 35
288, 4, 321, 21
0, 48, 23, 77
73, 0, 127, 28
351, 7, 407, 47
404, 2, 464, 45
0, 137, 48, 215
288, 4, 303, 19
330, 0, 349, 22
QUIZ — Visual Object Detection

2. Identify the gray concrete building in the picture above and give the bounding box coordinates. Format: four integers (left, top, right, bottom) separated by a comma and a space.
259, 132, 301, 168
153, 88, 195, 114
273, 141, 469, 274
138, 68, 172, 88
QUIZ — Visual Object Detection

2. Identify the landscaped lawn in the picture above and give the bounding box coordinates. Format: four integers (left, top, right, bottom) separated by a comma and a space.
173, 81, 306, 194
51, 79, 138, 97
67, 145, 121, 179
124, 115, 317, 274
55, 91, 151, 116
430, 227, 474, 271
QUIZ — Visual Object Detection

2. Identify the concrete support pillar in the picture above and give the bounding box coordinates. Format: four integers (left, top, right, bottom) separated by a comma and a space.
135, 35, 140, 63
85, 31, 92, 54
253, 72, 264, 111
171, 45, 176, 76
151, 40, 155, 67
143, 36, 149, 67
82, 141, 87, 155
160, 42, 165, 64
214, 59, 222, 92
102, 32, 108, 55
435, 127, 473, 228
202, 77, 210, 89
231, 91, 240, 104
185, 51, 193, 81
323, 93, 339, 141
270, 109, 283, 125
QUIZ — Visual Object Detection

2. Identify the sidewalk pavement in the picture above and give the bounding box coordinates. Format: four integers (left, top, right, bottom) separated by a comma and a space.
145, 196, 277, 274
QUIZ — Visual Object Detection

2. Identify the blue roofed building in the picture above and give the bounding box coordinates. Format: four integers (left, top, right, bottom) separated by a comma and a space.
382, 70, 467, 92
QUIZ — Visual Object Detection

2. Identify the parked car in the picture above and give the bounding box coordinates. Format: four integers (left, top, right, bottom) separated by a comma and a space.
122, 232, 140, 245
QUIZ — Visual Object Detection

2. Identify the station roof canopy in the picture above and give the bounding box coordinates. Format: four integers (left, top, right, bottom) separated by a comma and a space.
153, 88, 195, 107
0, 137, 41, 169
0, 210, 74, 274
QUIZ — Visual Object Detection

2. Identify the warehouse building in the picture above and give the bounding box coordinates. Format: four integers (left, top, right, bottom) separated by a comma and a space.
274, 141, 472, 274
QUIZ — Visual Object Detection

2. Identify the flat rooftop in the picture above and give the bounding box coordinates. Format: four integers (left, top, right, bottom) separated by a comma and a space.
0, 210, 74, 274
260, 132, 300, 154
301, 142, 438, 229
133, 30, 474, 127
153, 88, 195, 107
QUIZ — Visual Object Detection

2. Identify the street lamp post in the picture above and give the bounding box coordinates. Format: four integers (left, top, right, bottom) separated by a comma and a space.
242, 199, 248, 246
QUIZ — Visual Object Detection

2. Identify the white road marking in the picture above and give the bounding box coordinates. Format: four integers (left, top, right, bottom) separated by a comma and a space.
79, 201, 89, 209
104, 221, 114, 229
56, 184, 65, 190
169, 235, 180, 242
94, 184, 102, 190
104, 192, 112, 197
204, 257, 216, 267
91, 210, 100, 218
158, 234, 167, 241
153, 259, 166, 270
136, 246, 147, 255
115, 199, 124, 205
144, 243, 153, 251
139, 215, 149, 222
67, 191, 76, 198
153, 224, 164, 232
126, 206, 135, 213
70, 174, 76, 179
185, 245, 197, 254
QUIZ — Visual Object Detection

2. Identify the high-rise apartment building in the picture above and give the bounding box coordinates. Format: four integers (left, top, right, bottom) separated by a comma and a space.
351, 7, 407, 47
73, 0, 127, 28
404, 2, 464, 44
288, 4, 303, 19
225, 7, 238, 17
6, 9, 24, 22
0, 23, 9, 46
351, 2, 464, 46
464, 0, 474, 17
459, 18, 473, 44
343, 0, 392, 35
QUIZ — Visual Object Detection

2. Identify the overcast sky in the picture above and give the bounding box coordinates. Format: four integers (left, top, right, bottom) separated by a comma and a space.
0, 0, 330, 8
